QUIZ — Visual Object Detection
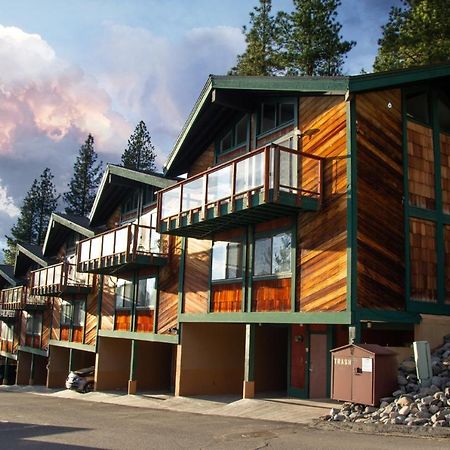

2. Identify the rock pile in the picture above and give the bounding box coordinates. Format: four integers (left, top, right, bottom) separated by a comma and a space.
325, 334, 450, 427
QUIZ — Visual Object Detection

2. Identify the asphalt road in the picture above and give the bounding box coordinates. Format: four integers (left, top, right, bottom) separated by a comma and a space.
0, 391, 449, 449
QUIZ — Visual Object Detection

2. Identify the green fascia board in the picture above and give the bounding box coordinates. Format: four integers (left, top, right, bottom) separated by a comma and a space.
16, 243, 48, 269
179, 311, 352, 325
356, 308, 421, 324
349, 63, 450, 93
0, 350, 17, 360
98, 330, 179, 344
407, 301, 450, 316
18, 346, 48, 357
42, 212, 95, 256
48, 339, 96, 353
0, 265, 19, 287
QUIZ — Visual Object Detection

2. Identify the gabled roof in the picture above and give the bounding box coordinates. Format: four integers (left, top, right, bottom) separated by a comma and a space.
89, 165, 177, 227
42, 213, 95, 257
0, 264, 20, 288
164, 63, 450, 176
14, 243, 51, 277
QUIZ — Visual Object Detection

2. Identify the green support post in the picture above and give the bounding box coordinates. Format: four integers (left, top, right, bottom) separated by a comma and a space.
69, 348, 74, 372
29, 353, 35, 385
131, 272, 139, 332
243, 324, 255, 398
128, 339, 138, 395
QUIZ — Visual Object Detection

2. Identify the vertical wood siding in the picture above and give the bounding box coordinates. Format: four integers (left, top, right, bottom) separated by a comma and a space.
298, 96, 347, 312
356, 89, 405, 310
157, 235, 181, 334
441, 132, 450, 214
211, 283, 242, 312
408, 121, 435, 209
410, 218, 437, 303
183, 237, 211, 314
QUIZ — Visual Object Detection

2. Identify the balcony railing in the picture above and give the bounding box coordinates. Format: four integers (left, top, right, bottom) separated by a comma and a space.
156, 144, 323, 238
0, 286, 49, 310
76, 223, 168, 274
0, 308, 17, 320
31, 261, 92, 296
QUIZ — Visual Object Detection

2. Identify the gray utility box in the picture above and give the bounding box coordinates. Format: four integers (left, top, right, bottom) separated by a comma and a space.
331, 344, 397, 406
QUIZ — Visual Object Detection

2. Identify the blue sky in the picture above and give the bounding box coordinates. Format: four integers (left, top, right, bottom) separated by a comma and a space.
0, 0, 400, 258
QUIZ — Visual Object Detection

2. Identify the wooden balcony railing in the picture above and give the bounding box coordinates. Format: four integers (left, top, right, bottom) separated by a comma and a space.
156, 144, 323, 238
0, 286, 49, 310
76, 223, 168, 274
31, 261, 92, 296
0, 308, 17, 320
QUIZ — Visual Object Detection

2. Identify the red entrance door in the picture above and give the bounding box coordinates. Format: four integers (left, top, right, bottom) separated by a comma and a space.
309, 333, 327, 398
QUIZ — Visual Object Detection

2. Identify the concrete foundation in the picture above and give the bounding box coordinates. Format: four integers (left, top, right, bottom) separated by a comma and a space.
415, 314, 450, 350
175, 323, 245, 396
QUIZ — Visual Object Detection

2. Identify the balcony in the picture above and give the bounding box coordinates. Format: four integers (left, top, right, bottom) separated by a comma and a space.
76, 223, 168, 275
157, 144, 323, 238
31, 261, 92, 297
0, 286, 49, 311
0, 308, 17, 321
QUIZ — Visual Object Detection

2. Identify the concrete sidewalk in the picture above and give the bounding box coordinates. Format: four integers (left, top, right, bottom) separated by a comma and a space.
0, 384, 337, 424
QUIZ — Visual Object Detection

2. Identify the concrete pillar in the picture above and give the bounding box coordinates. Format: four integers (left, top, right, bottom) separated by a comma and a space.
243, 324, 256, 399
29, 353, 35, 385
2, 357, 9, 385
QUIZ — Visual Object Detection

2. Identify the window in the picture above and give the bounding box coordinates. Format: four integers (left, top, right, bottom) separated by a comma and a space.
254, 231, 292, 277
61, 301, 72, 326
406, 91, 430, 124
218, 115, 249, 154
26, 313, 42, 335
259, 99, 295, 134
121, 190, 140, 216
1, 322, 13, 341
137, 277, 157, 308
115, 279, 133, 309
211, 241, 243, 281
73, 301, 85, 327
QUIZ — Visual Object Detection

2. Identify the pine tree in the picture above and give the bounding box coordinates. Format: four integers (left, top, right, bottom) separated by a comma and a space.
374, 0, 450, 72
64, 134, 102, 217
3, 168, 59, 264
229, 0, 284, 76
121, 121, 156, 172
278, 0, 355, 76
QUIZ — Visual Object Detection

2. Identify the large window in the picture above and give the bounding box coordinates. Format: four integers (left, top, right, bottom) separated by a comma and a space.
259, 99, 295, 135
26, 313, 42, 336
254, 231, 292, 277
1, 322, 13, 341
137, 277, 157, 308
73, 301, 85, 327
218, 115, 249, 155
115, 279, 133, 309
211, 241, 243, 281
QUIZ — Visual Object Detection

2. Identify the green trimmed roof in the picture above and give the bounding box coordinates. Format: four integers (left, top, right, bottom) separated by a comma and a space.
164, 63, 450, 176
42, 213, 96, 257
14, 243, 51, 277
89, 164, 177, 226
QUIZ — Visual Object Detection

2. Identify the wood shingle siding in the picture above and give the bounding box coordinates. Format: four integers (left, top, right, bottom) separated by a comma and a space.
297, 96, 347, 312
408, 121, 435, 210
441, 132, 450, 214
211, 283, 242, 312
252, 278, 291, 312
410, 218, 437, 303
356, 89, 405, 310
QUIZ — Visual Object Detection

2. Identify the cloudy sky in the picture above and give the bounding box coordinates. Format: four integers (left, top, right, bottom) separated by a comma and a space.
0, 0, 401, 259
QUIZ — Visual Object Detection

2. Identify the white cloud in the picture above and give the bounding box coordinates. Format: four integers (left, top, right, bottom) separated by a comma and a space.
0, 178, 19, 218
0, 24, 132, 156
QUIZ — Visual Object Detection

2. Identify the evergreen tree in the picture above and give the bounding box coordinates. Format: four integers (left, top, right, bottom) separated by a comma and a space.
3, 168, 59, 264
64, 134, 102, 217
229, 0, 284, 76
374, 0, 450, 72
278, 0, 355, 76
121, 121, 156, 172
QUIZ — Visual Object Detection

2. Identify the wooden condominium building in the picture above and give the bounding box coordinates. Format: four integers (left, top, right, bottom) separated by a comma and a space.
1, 64, 449, 399
156, 64, 450, 399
